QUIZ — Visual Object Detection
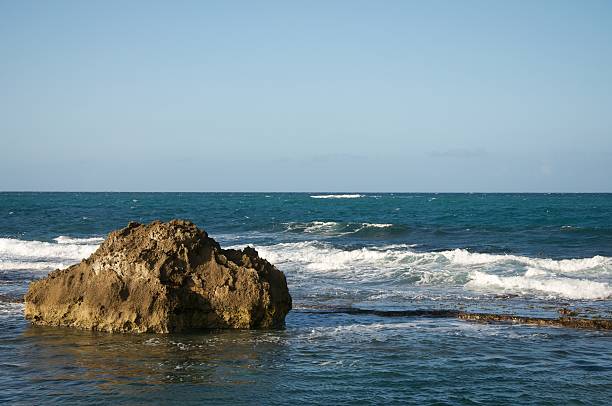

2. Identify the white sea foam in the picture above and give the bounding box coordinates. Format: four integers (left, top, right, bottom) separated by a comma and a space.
0, 302, 24, 318
0, 261, 69, 271
0, 237, 100, 271
54, 236, 105, 245
300, 221, 341, 234
310, 194, 365, 199
254, 241, 411, 273
361, 223, 393, 228
466, 270, 612, 300
0, 237, 99, 260
374, 243, 420, 250
440, 249, 610, 273
238, 241, 612, 300
284, 221, 394, 236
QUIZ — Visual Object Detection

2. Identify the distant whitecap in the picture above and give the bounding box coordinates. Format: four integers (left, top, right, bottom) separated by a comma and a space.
310, 194, 365, 199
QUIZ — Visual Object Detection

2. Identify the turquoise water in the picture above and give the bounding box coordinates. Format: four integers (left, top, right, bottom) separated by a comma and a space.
1, 193, 611, 404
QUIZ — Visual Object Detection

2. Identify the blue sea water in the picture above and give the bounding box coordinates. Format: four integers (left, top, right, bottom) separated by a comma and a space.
1, 192, 611, 404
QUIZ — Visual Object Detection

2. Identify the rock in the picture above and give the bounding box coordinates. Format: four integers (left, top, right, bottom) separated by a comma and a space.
307, 307, 612, 330
456, 312, 612, 330
558, 307, 578, 317
24, 220, 292, 333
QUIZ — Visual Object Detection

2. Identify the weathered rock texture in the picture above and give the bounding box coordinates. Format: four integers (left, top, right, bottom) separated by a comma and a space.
25, 220, 292, 333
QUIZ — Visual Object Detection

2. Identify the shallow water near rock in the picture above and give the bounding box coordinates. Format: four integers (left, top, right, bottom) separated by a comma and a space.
1, 192, 611, 404
2, 311, 611, 404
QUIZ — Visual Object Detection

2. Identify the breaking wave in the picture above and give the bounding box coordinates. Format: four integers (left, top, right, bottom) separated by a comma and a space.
466, 270, 612, 300
0, 261, 70, 271
53, 236, 105, 245
0, 237, 99, 271
242, 241, 612, 300
284, 221, 395, 237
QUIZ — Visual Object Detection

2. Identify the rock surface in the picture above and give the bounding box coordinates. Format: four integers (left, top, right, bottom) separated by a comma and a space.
25, 220, 292, 333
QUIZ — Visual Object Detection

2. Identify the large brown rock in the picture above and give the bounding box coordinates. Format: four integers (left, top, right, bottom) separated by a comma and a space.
24, 220, 292, 333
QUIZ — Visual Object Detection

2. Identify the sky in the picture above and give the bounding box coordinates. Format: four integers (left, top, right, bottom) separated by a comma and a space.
1, 1, 611, 192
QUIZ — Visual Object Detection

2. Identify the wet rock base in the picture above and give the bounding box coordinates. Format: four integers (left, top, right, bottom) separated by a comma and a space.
306, 307, 612, 330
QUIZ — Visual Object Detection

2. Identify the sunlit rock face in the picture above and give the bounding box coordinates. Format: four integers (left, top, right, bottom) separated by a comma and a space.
25, 220, 292, 333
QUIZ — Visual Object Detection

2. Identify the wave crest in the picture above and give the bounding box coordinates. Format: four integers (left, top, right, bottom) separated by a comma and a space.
241, 241, 612, 300
53, 236, 105, 245
284, 221, 394, 237
466, 270, 612, 300
0, 237, 99, 270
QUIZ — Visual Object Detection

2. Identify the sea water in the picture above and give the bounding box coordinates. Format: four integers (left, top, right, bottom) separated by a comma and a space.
0, 193, 611, 404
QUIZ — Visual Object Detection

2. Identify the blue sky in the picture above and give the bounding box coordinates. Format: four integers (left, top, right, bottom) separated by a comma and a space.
1, 1, 611, 191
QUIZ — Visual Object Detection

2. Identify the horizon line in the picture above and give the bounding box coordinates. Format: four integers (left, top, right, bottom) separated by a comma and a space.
1, 190, 611, 194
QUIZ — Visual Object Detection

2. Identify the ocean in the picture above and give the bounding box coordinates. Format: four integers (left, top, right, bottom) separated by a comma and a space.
1, 192, 611, 404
